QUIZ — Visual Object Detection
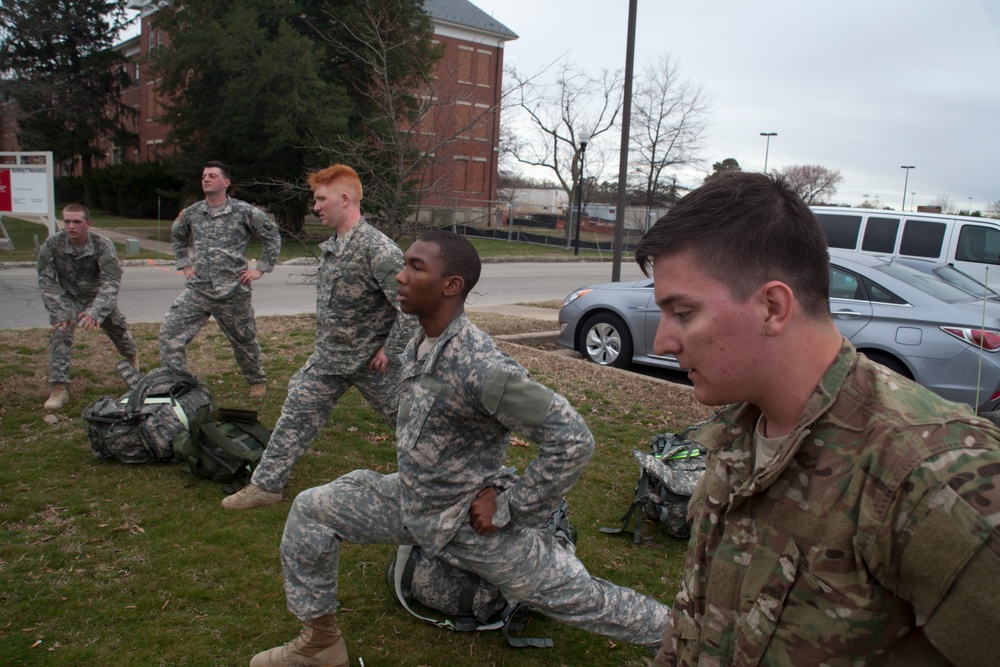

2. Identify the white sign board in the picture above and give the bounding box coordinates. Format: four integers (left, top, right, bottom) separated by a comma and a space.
0, 151, 57, 234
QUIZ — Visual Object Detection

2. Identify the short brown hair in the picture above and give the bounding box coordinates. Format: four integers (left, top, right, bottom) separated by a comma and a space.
62, 203, 90, 221
634, 172, 831, 318
307, 164, 363, 202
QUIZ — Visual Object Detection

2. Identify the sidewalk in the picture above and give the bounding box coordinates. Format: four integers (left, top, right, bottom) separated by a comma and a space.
91, 226, 175, 256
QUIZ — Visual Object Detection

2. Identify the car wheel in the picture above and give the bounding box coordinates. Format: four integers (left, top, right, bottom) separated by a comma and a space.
578, 312, 633, 369
861, 350, 913, 380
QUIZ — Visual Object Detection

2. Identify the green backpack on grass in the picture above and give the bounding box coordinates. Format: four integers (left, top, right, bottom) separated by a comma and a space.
172, 406, 271, 493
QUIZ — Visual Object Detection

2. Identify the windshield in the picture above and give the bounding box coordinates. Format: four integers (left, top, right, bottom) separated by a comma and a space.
875, 262, 981, 303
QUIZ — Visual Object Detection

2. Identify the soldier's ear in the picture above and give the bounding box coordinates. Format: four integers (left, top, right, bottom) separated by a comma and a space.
442, 275, 464, 298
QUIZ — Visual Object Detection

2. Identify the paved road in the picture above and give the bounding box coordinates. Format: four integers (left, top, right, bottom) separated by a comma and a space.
0, 260, 645, 330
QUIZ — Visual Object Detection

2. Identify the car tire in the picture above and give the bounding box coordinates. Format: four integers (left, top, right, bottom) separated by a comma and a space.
578, 312, 633, 369
861, 350, 913, 380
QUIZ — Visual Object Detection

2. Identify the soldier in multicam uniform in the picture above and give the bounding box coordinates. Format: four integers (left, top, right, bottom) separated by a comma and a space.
247, 231, 670, 667
158, 161, 281, 398
634, 172, 1000, 666
37, 204, 138, 410
222, 164, 416, 510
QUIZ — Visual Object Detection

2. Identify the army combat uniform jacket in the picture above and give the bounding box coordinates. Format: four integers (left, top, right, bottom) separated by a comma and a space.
37, 231, 124, 324
171, 196, 280, 299
310, 219, 414, 375
655, 340, 1000, 667
396, 312, 594, 558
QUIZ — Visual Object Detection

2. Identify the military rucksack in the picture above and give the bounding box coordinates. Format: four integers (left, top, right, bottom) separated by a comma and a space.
601, 429, 705, 543
172, 406, 271, 493
81, 362, 214, 464
385, 498, 577, 648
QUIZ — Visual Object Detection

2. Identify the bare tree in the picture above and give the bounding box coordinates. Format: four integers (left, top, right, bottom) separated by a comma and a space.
927, 194, 955, 214
987, 200, 1000, 220
777, 164, 844, 204
506, 62, 623, 242
629, 54, 710, 208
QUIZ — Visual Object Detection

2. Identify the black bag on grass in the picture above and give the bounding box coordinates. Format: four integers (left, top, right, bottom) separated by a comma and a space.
172, 406, 271, 492
81, 362, 213, 464
600, 429, 705, 542
385, 498, 577, 648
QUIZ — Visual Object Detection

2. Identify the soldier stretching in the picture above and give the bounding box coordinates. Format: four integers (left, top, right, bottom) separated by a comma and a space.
222, 164, 415, 510
37, 204, 137, 410
158, 161, 281, 398
247, 231, 669, 667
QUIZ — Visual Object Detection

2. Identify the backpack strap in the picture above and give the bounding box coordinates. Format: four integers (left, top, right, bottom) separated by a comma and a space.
391, 546, 506, 633
389, 546, 555, 647
599, 469, 651, 544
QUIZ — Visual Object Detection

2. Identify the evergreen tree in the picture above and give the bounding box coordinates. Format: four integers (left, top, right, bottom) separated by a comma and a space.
0, 0, 136, 205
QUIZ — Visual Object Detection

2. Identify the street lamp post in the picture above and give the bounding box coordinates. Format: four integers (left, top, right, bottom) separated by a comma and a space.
968, 197, 974, 215
573, 135, 589, 256
760, 132, 777, 172
900, 165, 915, 211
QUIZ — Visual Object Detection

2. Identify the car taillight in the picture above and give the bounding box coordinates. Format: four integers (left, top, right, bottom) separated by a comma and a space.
941, 327, 1000, 351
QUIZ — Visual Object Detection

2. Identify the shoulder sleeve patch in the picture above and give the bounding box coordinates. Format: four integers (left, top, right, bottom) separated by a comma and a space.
480, 366, 554, 430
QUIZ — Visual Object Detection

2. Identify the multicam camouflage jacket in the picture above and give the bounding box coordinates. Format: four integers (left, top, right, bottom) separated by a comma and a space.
171, 196, 281, 299
309, 219, 416, 375
396, 313, 595, 559
37, 231, 123, 324
655, 340, 1000, 666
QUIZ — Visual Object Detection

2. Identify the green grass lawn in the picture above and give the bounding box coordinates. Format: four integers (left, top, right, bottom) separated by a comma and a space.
0, 315, 700, 666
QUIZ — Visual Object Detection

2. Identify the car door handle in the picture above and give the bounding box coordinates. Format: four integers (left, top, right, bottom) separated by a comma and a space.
832, 309, 865, 318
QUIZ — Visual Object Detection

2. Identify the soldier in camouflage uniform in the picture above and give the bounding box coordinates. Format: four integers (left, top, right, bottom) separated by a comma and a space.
222, 164, 416, 510
37, 204, 137, 410
158, 161, 280, 397
633, 172, 1000, 666
248, 232, 669, 667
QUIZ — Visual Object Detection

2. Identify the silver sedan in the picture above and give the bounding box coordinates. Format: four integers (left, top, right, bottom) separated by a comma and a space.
558, 250, 1000, 414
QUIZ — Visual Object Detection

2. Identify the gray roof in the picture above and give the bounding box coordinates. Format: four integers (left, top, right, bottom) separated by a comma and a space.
423, 0, 518, 41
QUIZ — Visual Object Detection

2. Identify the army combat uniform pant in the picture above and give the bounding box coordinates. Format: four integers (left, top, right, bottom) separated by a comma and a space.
49, 303, 136, 385
251, 361, 401, 493
279, 470, 670, 649
158, 288, 265, 385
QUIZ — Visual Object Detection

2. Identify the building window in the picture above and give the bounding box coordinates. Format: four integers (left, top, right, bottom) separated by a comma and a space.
457, 46, 473, 84
476, 50, 491, 87
455, 102, 471, 137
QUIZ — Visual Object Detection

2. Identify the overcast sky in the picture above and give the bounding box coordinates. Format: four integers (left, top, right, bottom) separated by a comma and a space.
474, 0, 1000, 211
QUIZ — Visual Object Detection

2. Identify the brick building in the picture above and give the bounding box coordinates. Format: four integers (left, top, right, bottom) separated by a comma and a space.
2, 1, 515, 220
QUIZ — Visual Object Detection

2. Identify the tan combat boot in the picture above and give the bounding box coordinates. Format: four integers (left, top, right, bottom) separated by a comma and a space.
221, 483, 283, 510
249, 383, 267, 399
44, 383, 69, 410
250, 614, 348, 667
126, 354, 140, 372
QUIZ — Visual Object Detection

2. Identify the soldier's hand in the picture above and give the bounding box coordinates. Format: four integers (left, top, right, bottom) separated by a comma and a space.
52, 320, 72, 333
180, 266, 196, 279
469, 487, 499, 536
77, 313, 99, 330
367, 347, 390, 373
239, 268, 264, 284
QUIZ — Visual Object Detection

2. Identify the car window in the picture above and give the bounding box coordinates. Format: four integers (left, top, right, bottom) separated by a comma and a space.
861, 217, 899, 252
955, 224, 1000, 265
875, 261, 977, 303
861, 277, 907, 305
816, 213, 861, 249
931, 265, 999, 297
898, 219, 946, 258
829, 267, 865, 300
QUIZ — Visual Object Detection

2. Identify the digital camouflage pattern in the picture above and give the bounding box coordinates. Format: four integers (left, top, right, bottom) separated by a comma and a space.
170, 196, 280, 299
310, 219, 416, 375
278, 314, 670, 648
37, 231, 136, 384
655, 341, 1000, 666
159, 196, 280, 384
159, 289, 265, 384
248, 218, 415, 492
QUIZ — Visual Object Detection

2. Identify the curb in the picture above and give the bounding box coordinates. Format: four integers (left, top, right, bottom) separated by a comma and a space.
495, 331, 560, 346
